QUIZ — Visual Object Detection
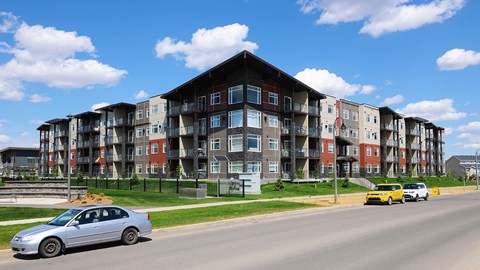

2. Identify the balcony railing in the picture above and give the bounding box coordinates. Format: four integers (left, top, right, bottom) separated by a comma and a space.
308, 127, 321, 137
308, 106, 320, 115
294, 126, 308, 136
386, 155, 399, 162
167, 149, 179, 158
309, 149, 321, 158
295, 148, 308, 158
283, 102, 308, 114
180, 125, 194, 136
281, 149, 291, 158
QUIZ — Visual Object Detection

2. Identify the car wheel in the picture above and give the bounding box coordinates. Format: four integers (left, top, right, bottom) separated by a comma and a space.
401, 196, 405, 204
39, 237, 62, 258
414, 194, 419, 202
425, 193, 429, 201
122, 228, 139, 245
387, 197, 393, 205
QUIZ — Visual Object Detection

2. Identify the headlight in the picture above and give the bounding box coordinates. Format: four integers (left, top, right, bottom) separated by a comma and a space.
21, 234, 37, 242
381, 193, 388, 196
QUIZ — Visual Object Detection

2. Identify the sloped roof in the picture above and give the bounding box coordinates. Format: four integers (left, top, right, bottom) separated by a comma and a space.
161, 50, 326, 101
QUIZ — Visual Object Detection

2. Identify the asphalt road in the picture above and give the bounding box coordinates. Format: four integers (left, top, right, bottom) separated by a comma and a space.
1, 193, 480, 270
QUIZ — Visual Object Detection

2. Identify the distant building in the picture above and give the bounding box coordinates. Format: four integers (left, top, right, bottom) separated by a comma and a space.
446, 155, 480, 179
0, 147, 39, 177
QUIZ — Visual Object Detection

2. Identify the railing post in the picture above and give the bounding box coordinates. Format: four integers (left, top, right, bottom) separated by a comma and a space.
242, 180, 245, 198
217, 178, 220, 198
118, 179, 120, 190
130, 178, 132, 191
159, 177, 162, 193
196, 178, 198, 188
144, 178, 146, 192
176, 178, 179, 194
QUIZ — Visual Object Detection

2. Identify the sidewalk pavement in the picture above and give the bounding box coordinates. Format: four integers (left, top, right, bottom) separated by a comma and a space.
0, 195, 343, 227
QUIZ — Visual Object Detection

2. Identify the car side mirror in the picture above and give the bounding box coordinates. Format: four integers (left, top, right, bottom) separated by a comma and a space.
70, 220, 80, 227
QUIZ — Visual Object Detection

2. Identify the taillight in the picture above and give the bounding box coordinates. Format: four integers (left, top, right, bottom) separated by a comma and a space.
147, 214, 150, 221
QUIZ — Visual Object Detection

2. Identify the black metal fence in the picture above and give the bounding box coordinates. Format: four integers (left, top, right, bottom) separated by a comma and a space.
68, 178, 246, 197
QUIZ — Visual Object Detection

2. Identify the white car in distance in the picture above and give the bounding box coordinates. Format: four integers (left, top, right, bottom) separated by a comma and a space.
403, 183, 429, 202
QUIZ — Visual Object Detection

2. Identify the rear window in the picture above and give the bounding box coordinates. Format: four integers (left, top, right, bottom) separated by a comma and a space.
403, 184, 418, 189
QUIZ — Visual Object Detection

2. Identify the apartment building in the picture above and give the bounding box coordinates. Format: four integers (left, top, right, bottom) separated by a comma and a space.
0, 147, 39, 177
37, 51, 445, 181
162, 50, 326, 182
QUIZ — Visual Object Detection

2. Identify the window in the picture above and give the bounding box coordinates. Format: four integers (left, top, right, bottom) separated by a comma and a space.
136, 110, 143, 120
146, 108, 150, 118
373, 115, 378, 124
366, 147, 372, 156
101, 149, 105, 158
269, 139, 278, 150
374, 148, 379, 156
328, 124, 334, 134
152, 104, 158, 114
229, 161, 243, 173
136, 128, 144, 138
247, 134, 261, 152
211, 138, 220, 150
366, 131, 371, 139
343, 109, 349, 120
228, 110, 243, 128
247, 110, 261, 128
351, 129, 358, 138
367, 164, 372, 173
136, 146, 142, 156
146, 145, 149, 156
136, 164, 142, 174
151, 164, 158, 173
228, 134, 243, 152
353, 147, 358, 155
401, 151, 405, 158
328, 143, 334, 153
352, 112, 358, 121
268, 92, 278, 105
151, 124, 159, 134
328, 105, 334, 114
146, 127, 150, 136
374, 165, 380, 173
268, 115, 278, 127
247, 161, 261, 173
228, 85, 243, 104
151, 143, 158, 154
269, 162, 278, 173
211, 162, 220, 173
342, 128, 349, 137
163, 143, 166, 153
211, 92, 220, 105
211, 115, 221, 128
366, 114, 371, 122
70, 151, 74, 160
247, 85, 261, 104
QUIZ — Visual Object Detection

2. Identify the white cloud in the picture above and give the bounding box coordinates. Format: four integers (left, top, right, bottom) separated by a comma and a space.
457, 133, 480, 150
0, 134, 11, 143
397, 99, 466, 121
436, 48, 480, 70
0, 17, 127, 101
382, 94, 404, 105
457, 122, 480, 132
0, 119, 7, 127
31, 119, 45, 125
21, 132, 30, 138
294, 68, 376, 98
0, 78, 24, 101
29, 94, 51, 103
134, 90, 149, 100
91, 102, 110, 111
298, 0, 465, 37
155, 23, 259, 71
444, 127, 453, 135
0, 12, 20, 33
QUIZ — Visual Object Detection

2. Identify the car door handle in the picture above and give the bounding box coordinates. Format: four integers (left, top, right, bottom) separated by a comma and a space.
94, 226, 99, 229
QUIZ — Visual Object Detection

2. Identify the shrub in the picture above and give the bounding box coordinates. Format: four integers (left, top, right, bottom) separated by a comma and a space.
341, 176, 349, 188
273, 175, 284, 191
131, 173, 139, 186
295, 168, 305, 180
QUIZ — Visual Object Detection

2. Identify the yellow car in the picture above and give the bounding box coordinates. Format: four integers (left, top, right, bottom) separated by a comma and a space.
365, 183, 405, 205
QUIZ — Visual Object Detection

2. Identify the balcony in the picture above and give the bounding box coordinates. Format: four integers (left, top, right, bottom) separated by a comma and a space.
308, 106, 320, 115
283, 102, 308, 114
294, 126, 308, 136
295, 148, 308, 158
168, 128, 179, 137
180, 148, 194, 158
381, 124, 397, 131
54, 131, 67, 137
281, 149, 291, 158
386, 155, 399, 162
309, 149, 321, 158
167, 103, 206, 116
180, 125, 194, 136
281, 126, 290, 135
406, 129, 420, 136
381, 140, 398, 147
167, 149, 180, 159
308, 127, 321, 137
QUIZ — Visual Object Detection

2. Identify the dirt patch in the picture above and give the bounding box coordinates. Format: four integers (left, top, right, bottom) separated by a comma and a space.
59, 192, 113, 206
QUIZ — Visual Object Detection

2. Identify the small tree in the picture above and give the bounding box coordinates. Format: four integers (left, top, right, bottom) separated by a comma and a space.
131, 173, 139, 186
341, 175, 350, 188
397, 174, 403, 183
53, 167, 59, 179
313, 165, 320, 189
408, 166, 414, 178
273, 175, 284, 191
175, 163, 183, 180
77, 171, 84, 183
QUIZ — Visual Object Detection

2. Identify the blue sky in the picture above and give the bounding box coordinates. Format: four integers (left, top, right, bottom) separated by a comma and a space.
0, 0, 479, 159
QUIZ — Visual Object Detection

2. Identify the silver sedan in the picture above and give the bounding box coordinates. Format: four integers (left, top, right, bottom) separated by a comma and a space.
11, 205, 152, 258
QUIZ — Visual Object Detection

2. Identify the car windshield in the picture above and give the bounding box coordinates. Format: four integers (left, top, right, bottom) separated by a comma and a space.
374, 185, 394, 191
403, 184, 418, 189
47, 209, 82, 226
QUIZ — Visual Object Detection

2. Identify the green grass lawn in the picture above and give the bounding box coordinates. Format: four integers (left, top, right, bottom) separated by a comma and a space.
0, 208, 65, 222
254, 181, 370, 199
368, 176, 476, 187
0, 201, 317, 250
